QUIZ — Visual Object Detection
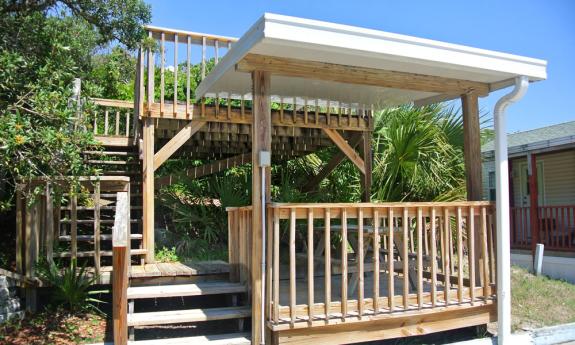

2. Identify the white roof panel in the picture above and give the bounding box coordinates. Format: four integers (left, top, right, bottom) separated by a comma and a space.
196, 13, 547, 106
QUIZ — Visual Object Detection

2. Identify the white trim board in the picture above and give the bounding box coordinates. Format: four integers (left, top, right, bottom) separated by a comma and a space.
197, 13, 547, 106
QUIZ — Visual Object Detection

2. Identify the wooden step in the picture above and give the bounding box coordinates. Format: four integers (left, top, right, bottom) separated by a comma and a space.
53, 248, 147, 258
84, 150, 138, 156
128, 332, 250, 345
127, 306, 251, 327
85, 160, 140, 165
59, 234, 143, 242
127, 282, 247, 299
59, 219, 140, 224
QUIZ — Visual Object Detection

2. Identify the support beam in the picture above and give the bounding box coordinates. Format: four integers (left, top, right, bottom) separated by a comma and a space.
153, 121, 206, 170
462, 93, 482, 201
302, 133, 363, 192
237, 54, 490, 96
322, 128, 366, 174
155, 153, 251, 187
251, 70, 271, 345
462, 92, 482, 284
142, 117, 155, 263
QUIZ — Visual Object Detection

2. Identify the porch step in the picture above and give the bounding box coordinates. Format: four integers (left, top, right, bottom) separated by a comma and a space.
127, 281, 247, 299
127, 306, 251, 326
128, 332, 250, 345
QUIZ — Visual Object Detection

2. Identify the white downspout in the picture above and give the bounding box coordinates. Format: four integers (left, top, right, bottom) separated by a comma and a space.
494, 76, 529, 345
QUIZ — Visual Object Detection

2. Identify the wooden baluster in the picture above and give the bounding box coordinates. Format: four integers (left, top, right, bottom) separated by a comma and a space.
93, 111, 98, 134
430, 207, 437, 307
266, 206, 273, 322
388, 207, 394, 312
201, 36, 206, 80
45, 183, 53, 263
292, 97, 297, 124
337, 105, 342, 126
115, 111, 120, 135
358, 207, 364, 318
315, 99, 319, 125
373, 209, 380, 313
456, 207, 464, 304
307, 208, 314, 324
125, 111, 130, 136
146, 30, 155, 114
173, 33, 178, 116
341, 208, 348, 319
481, 206, 490, 299
94, 181, 101, 275
326, 100, 331, 126
240, 94, 245, 120
488, 211, 496, 284
324, 208, 331, 320
402, 207, 409, 310
416, 207, 423, 309
468, 206, 476, 305
186, 36, 191, 118
215, 40, 219, 64
71, 190, 77, 261
104, 110, 109, 135
160, 32, 165, 115
289, 208, 296, 325
443, 207, 451, 305
273, 210, 280, 323
304, 97, 308, 124
227, 96, 231, 120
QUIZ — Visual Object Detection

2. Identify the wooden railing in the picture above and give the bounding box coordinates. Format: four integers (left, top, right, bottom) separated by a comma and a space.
264, 202, 497, 329
90, 98, 135, 137
15, 177, 134, 285
227, 206, 253, 286
511, 205, 575, 252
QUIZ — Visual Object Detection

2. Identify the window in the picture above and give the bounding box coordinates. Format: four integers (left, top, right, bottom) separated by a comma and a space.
488, 171, 496, 201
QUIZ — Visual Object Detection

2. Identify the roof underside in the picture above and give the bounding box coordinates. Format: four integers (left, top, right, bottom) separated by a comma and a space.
196, 13, 547, 107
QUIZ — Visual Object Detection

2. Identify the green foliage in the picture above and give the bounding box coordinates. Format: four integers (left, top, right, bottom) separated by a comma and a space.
372, 105, 466, 202
0, 0, 151, 210
155, 246, 180, 263
89, 47, 136, 100
38, 259, 106, 313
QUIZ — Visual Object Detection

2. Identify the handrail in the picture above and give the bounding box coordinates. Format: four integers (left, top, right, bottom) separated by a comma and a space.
145, 25, 237, 44
511, 205, 575, 252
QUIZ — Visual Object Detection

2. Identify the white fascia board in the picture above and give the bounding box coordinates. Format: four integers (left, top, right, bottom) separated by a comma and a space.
196, 13, 548, 99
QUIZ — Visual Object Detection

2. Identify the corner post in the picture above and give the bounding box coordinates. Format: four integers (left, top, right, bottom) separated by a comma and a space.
143, 117, 155, 263
462, 92, 482, 282
251, 70, 271, 345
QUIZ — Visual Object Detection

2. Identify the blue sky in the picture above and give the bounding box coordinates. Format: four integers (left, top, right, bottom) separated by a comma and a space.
146, 0, 574, 133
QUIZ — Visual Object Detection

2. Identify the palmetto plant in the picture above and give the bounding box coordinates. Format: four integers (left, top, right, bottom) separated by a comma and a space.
38, 259, 105, 313
371, 104, 466, 202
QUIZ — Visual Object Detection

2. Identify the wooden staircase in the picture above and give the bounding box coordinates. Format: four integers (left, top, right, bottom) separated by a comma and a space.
83, 144, 146, 264
126, 281, 251, 344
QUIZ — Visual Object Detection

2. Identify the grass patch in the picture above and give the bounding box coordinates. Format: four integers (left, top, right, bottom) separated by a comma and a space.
512, 265, 575, 330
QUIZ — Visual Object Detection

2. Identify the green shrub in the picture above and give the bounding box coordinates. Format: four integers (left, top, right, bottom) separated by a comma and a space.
155, 246, 180, 263
38, 259, 105, 313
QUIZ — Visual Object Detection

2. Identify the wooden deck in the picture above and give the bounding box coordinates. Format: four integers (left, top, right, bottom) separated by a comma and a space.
94, 260, 230, 284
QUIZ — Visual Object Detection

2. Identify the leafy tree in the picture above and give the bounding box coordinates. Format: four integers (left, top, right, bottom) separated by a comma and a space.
0, 1, 151, 211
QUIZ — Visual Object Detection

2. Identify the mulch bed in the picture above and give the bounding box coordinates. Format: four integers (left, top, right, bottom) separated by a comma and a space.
0, 309, 109, 345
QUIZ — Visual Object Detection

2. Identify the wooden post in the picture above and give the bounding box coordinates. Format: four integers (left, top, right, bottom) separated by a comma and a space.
251, 70, 271, 345
113, 191, 129, 345
143, 117, 155, 263
462, 93, 482, 282
528, 153, 539, 257
360, 128, 373, 202
462, 93, 482, 200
